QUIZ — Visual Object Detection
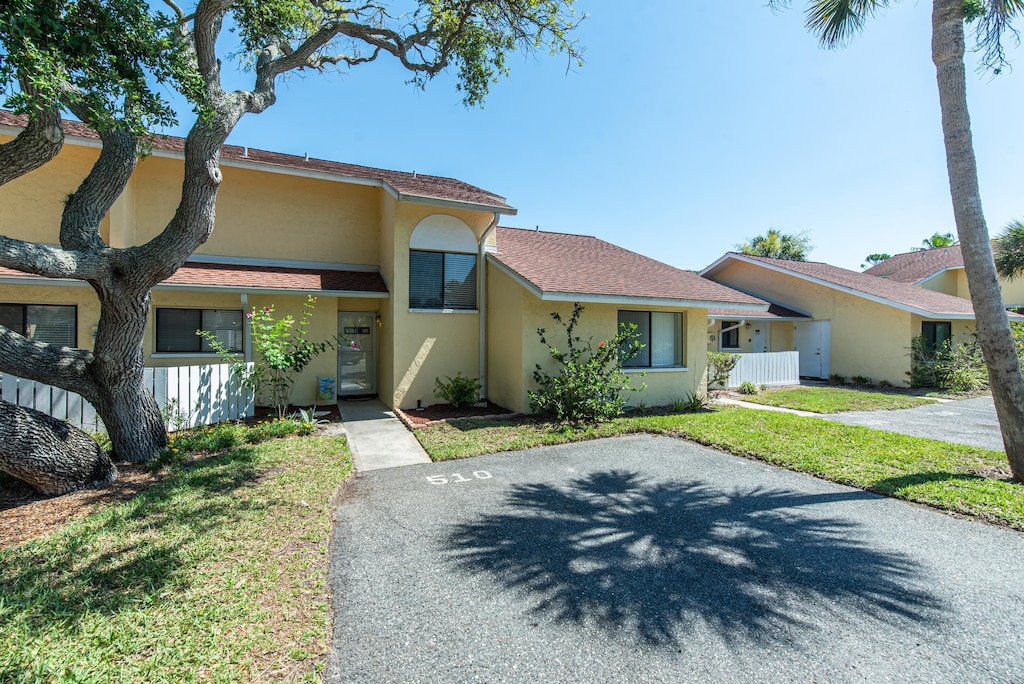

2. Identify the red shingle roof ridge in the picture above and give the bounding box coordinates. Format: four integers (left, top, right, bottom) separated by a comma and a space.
0, 110, 510, 208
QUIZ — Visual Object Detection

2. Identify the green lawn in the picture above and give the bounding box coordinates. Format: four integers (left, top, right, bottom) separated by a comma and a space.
734, 386, 936, 413
415, 408, 1023, 529
0, 434, 352, 683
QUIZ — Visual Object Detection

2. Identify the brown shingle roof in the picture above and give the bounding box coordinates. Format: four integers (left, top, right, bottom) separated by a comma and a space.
0, 111, 513, 212
863, 246, 964, 283
707, 303, 808, 320
491, 227, 766, 308
705, 253, 982, 317
164, 262, 388, 293
0, 261, 389, 294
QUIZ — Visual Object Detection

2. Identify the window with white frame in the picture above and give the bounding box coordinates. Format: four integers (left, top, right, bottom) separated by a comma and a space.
0, 304, 77, 346
409, 250, 477, 310
618, 311, 684, 368
156, 308, 243, 353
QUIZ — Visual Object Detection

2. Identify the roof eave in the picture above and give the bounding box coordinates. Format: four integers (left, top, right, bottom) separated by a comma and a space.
152, 283, 390, 298
1, 124, 516, 215
488, 254, 768, 311
702, 253, 978, 320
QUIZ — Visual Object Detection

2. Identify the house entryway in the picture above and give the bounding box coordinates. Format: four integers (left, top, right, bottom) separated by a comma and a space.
794, 320, 831, 379
338, 312, 376, 396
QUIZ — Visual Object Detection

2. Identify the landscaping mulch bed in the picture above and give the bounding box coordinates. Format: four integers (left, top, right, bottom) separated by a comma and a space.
396, 401, 515, 427
0, 404, 344, 550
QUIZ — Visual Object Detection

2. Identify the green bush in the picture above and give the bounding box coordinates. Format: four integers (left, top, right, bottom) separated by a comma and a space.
529, 303, 645, 424
159, 418, 314, 465
434, 373, 482, 409
851, 375, 872, 385
829, 372, 847, 385
909, 334, 988, 393
738, 381, 758, 395
672, 392, 707, 412
707, 351, 741, 388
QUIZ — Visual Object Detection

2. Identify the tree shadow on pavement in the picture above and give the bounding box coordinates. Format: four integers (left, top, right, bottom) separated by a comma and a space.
446, 470, 943, 647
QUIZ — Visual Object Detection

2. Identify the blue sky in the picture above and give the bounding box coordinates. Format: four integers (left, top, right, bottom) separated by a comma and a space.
161, 2, 1024, 272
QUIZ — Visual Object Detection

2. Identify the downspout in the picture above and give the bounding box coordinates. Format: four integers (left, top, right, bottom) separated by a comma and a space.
478, 213, 500, 402
240, 293, 252, 364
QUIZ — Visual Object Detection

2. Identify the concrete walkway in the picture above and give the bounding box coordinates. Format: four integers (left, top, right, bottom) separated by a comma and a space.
337, 399, 431, 472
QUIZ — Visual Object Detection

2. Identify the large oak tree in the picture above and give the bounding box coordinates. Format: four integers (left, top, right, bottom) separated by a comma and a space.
0, 0, 582, 493
772, 0, 1024, 480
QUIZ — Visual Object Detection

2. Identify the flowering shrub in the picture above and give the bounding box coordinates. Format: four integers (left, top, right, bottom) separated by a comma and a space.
202, 296, 336, 418
528, 303, 645, 423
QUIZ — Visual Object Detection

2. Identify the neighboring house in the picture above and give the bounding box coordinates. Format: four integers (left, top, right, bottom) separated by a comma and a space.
864, 245, 1024, 309
486, 228, 767, 411
700, 253, 999, 385
0, 112, 764, 412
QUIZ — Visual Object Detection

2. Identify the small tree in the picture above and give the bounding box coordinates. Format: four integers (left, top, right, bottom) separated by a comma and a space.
707, 351, 741, 389
203, 296, 335, 418
529, 303, 645, 423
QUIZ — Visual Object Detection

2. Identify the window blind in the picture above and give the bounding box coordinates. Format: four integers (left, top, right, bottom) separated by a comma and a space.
618, 311, 650, 368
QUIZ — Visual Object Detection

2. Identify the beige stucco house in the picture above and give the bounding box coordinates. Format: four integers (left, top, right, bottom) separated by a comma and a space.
865, 245, 1024, 309
701, 253, 996, 385
0, 112, 765, 413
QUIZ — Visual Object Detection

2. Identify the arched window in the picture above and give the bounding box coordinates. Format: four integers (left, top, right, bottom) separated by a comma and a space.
409, 216, 478, 310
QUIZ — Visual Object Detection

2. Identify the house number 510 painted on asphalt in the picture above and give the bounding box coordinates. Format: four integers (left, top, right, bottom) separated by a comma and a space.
427, 471, 492, 485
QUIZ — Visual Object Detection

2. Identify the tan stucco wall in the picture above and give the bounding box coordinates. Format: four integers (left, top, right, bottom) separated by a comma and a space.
516, 297, 706, 413
0, 136, 101, 245
129, 156, 382, 265
769, 321, 793, 352
920, 270, 959, 296
485, 265, 525, 412
385, 204, 495, 409
0, 283, 101, 350
710, 261, 922, 385
1000, 276, 1024, 308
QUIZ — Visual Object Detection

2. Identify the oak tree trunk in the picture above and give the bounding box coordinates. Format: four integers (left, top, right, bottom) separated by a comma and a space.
0, 400, 117, 496
932, 0, 1024, 480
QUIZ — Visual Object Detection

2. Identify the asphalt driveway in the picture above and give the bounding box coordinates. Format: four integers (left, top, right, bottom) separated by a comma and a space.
824, 396, 1003, 451
326, 435, 1023, 683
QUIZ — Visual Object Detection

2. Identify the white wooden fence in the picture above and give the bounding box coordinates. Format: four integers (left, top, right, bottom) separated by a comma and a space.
0, 363, 255, 432
725, 352, 800, 389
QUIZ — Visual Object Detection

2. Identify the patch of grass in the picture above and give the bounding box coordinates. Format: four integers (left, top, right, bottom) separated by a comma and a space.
415, 408, 1023, 529
738, 386, 936, 413
159, 417, 315, 465
0, 435, 352, 682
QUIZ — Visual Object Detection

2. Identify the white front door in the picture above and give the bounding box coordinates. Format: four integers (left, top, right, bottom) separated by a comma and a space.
752, 324, 769, 353
794, 321, 831, 378
339, 312, 376, 396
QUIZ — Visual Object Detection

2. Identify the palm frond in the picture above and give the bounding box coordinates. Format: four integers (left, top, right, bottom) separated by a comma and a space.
994, 220, 1024, 281
805, 0, 890, 48
974, 0, 1024, 72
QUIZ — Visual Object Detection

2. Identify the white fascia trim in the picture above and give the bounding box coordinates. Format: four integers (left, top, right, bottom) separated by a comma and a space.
17, 127, 517, 215
914, 265, 963, 288
186, 253, 381, 273
0, 276, 89, 288
707, 314, 807, 322
397, 193, 518, 216
152, 283, 389, 298
486, 255, 768, 311
703, 253, 977, 320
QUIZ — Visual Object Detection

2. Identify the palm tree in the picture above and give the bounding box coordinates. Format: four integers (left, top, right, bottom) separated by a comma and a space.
738, 228, 812, 260
994, 220, 1024, 281
913, 232, 959, 251
771, 0, 1024, 480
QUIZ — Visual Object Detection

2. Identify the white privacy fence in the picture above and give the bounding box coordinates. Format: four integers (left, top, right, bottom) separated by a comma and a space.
725, 352, 800, 389
0, 363, 255, 432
